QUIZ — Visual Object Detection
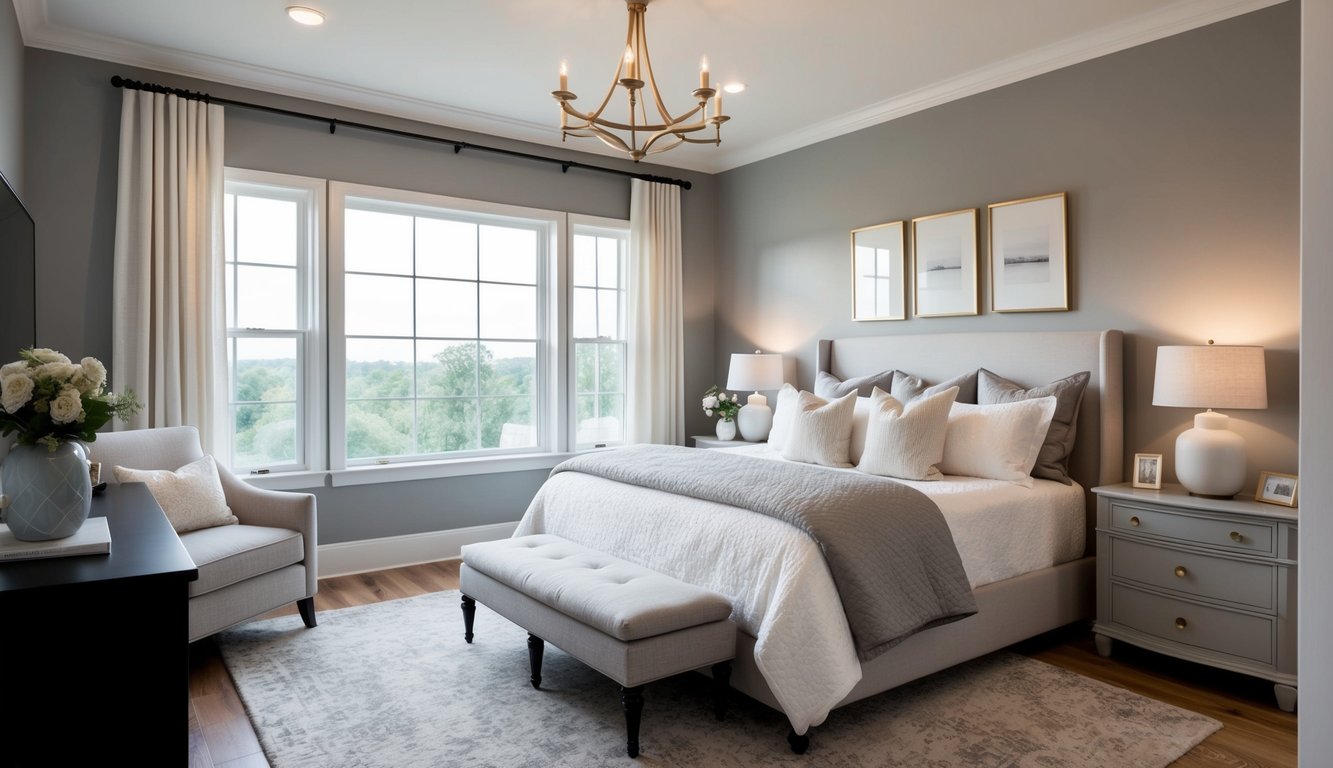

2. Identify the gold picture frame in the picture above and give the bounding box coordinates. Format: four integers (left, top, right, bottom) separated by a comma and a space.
851, 220, 906, 321
1132, 453, 1162, 489
988, 192, 1069, 312
911, 208, 978, 318
1255, 471, 1298, 507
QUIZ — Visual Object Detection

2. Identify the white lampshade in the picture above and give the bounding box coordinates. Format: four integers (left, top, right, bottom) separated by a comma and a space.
727, 352, 784, 442
1152, 344, 1267, 498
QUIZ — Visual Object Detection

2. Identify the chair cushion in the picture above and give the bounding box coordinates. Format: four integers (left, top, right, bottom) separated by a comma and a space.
180, 524, 305, 598
461, 534, 732, 642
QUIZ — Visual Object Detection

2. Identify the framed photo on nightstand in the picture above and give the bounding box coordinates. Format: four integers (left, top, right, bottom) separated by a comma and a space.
1132, 453, 1162, 489
1256, 471, 1298, 507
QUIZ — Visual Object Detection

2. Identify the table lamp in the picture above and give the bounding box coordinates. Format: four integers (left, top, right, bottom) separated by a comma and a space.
1152, 342, 1267, 498
726, 351, 785, 442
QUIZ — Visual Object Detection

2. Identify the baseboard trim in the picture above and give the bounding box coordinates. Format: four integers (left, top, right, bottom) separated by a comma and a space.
316, 522, 518, 579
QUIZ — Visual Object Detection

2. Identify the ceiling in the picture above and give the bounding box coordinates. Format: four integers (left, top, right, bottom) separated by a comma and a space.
14, 0, 1281, 174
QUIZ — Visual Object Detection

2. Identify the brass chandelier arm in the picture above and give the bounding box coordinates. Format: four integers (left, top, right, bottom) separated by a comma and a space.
557, 100, 706, 134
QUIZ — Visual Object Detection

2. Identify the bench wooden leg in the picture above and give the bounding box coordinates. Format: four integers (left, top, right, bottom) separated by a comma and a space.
621, 685, 644, 758
461, 595, 476, 644
711, 661, 731, 721
527, 634, 544, 689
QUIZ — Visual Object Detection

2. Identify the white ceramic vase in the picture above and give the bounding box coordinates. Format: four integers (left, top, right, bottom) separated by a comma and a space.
714, 418, 737, 441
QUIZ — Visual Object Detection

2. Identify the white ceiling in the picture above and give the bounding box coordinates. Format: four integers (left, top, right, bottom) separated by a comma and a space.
15, 0, 1281, 174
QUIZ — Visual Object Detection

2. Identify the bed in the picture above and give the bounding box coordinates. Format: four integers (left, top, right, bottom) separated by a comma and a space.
513, 329, 1124, 749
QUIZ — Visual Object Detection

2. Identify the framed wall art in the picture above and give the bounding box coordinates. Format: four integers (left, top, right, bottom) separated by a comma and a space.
912, 208, 978, 317
988, 192, 1068, 312
851, 220, 906, 321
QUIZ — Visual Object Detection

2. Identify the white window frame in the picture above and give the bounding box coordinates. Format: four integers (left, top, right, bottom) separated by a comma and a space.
222, 168, 326, 486
569, 214, 631, 451
327, 181, 568, 482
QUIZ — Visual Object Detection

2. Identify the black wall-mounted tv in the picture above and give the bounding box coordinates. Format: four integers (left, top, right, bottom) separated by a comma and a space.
0, 170, 35, 358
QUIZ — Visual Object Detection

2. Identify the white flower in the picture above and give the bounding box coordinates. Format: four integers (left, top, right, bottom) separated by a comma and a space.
49, 386, 85, 425
74, 357, 107, 394
1, 373, 35, 414
704, 408, 714, 417
0, 361, 30, 378
702, 394, 719, 409
28, 348, 71, 365
34, 361, 80, 384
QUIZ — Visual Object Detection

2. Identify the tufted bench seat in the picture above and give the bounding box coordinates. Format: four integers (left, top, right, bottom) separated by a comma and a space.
460, 534, 737, 758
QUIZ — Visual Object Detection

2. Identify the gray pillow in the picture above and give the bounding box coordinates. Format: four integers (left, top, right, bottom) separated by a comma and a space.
814, 369, 895, 398
977, 368, 1091, 485
891, 370, 979, 405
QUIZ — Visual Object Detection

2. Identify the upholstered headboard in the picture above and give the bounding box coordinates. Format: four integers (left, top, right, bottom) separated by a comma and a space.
817, 330, 1124, 542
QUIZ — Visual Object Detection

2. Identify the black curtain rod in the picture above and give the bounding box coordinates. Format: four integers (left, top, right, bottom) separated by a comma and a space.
109, 75, 692, 190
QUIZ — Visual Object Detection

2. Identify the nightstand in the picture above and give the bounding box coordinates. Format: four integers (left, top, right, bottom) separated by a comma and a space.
689, 435, 761, 449
1091, 482, 1297, 712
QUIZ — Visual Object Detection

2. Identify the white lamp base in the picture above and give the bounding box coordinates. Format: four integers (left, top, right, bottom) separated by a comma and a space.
1175, 411, 1247, 498
736, 393, 773, 442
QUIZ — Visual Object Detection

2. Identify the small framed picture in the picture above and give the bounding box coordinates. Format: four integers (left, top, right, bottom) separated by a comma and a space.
1132, 453, 1162, 490
1255, 471, 1298, 507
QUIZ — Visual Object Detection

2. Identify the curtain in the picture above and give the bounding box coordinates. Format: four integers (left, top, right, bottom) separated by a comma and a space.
626, 179, 685, 445
112, 90, 226, 455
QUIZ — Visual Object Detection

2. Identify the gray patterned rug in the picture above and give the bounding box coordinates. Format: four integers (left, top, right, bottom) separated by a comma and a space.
217, 590, 1220, 767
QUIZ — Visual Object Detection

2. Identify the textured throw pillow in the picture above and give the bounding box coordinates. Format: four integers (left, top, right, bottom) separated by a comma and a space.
113, 454, 238, 534
891, 370, 979, 404
814, 369, 895, 398
978, 369, 1091, 485
856, 386, 958, 481
780, 390, 859, 468
766, 383, 800, 450
939, 397, 1058, 486
848, 395, 873, 465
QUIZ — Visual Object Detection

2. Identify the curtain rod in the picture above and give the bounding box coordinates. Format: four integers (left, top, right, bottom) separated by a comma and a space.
109, 76, 693, 191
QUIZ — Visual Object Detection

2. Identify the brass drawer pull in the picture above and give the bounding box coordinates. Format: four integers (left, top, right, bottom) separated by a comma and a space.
1230, 531, 1243, 543
1129, 516, 1141, 527
1174, 565, 1187, 578
1175, 617, 1188, 630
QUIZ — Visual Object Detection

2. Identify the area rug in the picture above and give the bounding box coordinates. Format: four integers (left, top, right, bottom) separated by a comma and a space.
217, 590, 1220, 767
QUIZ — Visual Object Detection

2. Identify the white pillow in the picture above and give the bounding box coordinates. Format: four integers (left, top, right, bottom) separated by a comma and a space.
767, 383, 800, 450
848, 395, 872, 465
939, 397, 1058, 486
780, 390, 858, 468
857, 386, 958, 481
113, 454, 238, 534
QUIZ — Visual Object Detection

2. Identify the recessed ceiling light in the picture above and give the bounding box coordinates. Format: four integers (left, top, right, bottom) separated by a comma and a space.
286, 6, 325, 26
723, 82, 746, 94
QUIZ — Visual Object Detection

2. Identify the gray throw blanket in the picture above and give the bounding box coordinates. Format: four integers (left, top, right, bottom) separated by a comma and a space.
551, 444, 978, 662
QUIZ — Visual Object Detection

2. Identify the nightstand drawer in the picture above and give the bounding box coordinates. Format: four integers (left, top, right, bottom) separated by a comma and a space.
1110, 583, 1273, 664
1110, 537, 1274, 611
1110, 502, 1274, 555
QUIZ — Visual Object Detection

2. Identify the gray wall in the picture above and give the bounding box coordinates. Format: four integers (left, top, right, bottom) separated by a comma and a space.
0, 0, 21, 188
1300, 0, 1331, 763
22, 48, 717, 543
715, 4, 1300, 491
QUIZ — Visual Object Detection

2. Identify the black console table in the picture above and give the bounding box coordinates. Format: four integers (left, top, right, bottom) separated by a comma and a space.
0, 483, 198, 766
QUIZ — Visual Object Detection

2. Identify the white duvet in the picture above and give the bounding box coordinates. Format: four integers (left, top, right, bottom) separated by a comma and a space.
512, 444, 1084, 734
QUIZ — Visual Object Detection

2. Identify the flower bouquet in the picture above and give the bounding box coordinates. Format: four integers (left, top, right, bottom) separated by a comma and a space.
701, 384, 740, 422
0, 348, 141, 451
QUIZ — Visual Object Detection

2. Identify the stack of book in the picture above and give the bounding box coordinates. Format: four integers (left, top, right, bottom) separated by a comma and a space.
0, 517, 112, 562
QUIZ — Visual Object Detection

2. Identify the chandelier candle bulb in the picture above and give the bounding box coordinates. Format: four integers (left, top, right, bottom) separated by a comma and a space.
715, 90, 723, 116
700, 57, 709, 89
560, 62, 568, 92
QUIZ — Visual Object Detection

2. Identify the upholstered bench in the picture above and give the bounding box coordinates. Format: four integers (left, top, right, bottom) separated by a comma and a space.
459, 534, 737, 758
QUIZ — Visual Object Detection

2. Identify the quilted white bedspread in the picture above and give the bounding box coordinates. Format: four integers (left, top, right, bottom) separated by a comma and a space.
512, 446, 1084, 735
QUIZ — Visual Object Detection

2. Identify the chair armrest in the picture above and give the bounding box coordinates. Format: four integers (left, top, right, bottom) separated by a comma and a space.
216, 466, 318, 594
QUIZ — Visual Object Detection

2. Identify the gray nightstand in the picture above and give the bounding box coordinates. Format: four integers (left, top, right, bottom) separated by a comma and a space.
1091, 482, 1297, 712
689, 435, 761, 449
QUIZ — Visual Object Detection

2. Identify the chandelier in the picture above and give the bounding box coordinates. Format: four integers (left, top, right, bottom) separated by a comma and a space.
552, 0, 728, 162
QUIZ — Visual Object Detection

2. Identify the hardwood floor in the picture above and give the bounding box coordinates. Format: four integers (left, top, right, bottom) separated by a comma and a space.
187, 561, 1297, 767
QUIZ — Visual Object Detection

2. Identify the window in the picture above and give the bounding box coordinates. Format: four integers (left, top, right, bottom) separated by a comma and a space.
571, 218, 629, 448
222, 175, 628, 483
222, 170, 324, 474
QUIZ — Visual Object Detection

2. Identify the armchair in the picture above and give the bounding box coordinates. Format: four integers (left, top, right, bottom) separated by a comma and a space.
90, 426, 317, 642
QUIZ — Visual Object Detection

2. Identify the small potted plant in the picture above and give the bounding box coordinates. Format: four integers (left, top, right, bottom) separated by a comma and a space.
702, 384, 741, 440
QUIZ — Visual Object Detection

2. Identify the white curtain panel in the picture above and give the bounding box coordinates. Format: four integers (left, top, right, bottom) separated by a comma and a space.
111, 90, 226, 456
627, 179, 685, 445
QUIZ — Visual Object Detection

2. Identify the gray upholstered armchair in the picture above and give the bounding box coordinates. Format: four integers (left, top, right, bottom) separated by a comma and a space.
89, 426, 318, 642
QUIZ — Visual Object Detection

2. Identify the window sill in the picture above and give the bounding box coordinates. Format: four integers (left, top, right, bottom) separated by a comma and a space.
241, 470, 328, 491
